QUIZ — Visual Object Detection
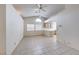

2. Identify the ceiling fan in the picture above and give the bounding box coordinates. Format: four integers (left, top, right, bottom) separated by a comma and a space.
33, 4, 47, 13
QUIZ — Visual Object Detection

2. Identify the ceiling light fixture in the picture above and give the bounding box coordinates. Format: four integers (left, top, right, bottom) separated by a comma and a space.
35, 18, 42, 22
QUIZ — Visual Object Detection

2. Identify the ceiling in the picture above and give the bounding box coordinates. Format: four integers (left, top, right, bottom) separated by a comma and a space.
13, 4, 65, 19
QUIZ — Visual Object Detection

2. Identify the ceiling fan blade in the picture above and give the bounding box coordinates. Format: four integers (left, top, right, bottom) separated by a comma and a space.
32, 5, 37, 9
33, 4, 47, 13
35, 4, 40, 8
37, 4, 43, 8
41, 8, 46, 12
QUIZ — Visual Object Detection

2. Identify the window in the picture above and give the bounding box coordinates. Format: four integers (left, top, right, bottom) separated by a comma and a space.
35, 24, 42, 31
27, 24, 34, 31
51, 22, 57, 30
26, 24, 42, 31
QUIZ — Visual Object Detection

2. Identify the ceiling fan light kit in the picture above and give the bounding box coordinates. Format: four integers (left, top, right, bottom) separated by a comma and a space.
33, 4, 47, 13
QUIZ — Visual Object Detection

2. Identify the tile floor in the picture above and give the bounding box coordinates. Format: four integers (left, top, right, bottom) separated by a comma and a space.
12, 35, 79, 55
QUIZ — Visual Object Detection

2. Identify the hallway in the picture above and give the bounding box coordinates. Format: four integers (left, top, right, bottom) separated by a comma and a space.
12, 36, 79, 55
5, 4, 79, 55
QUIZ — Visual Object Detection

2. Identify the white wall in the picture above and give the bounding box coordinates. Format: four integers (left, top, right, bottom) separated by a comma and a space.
48, 4, 79, 50
6, 5, 24, 54
0, 5, 6, 54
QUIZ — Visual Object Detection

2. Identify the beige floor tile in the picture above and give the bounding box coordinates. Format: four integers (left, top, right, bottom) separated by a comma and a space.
12, 36, 79, 55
